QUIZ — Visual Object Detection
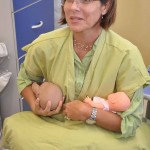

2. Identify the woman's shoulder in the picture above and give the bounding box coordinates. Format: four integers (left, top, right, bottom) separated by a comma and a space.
40, 26, 70, 40
22, 27, 71, 51
104, 30, 144, 68
106, 30, 138, 52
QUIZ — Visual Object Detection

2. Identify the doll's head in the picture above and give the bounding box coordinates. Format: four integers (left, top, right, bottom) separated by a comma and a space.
107, 92, 130, 112
32, 82, 63, 110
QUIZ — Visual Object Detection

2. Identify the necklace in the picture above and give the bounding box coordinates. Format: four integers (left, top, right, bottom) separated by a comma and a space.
73, 39, 93, 51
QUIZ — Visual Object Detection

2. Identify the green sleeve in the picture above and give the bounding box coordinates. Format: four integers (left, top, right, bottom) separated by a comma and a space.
17, 63, 43, 94
119, 87, 143, 138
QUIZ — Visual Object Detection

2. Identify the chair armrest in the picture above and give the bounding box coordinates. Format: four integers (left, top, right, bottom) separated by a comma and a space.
143, 94, 150, 122
144, 94, 150, 101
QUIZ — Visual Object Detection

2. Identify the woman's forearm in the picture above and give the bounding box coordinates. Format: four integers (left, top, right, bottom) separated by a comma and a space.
63, 100, 122, 132
21, 85, 36, 110
95, 109, 122, 132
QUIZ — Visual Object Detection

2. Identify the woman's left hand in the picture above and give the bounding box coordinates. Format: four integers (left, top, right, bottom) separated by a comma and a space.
33, 97, 64, 116
63, 100, 92, 121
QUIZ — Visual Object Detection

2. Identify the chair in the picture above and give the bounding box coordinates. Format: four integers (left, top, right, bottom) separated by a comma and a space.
143, 93, 150, 122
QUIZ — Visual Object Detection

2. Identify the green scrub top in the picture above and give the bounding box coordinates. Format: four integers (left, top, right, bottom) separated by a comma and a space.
17, 27, 150, 138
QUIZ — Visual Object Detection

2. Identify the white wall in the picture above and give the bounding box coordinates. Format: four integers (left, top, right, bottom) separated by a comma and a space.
112, 0, 150, 66
0, 0, 20, 122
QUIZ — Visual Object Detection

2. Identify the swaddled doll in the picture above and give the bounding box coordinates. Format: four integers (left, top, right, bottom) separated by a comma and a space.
32, 81, 130, 113
32, 82, 63, 110
84, 92, 130, 113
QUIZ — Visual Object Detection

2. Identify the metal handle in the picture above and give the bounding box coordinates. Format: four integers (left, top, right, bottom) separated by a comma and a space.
31, 21, 43, 29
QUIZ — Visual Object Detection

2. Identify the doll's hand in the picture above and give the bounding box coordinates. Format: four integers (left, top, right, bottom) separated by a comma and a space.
84, 96, 105, 109
33, 97, 64, 116
84, 96, 94, 106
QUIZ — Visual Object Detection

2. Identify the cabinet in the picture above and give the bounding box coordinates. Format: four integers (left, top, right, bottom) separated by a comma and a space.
13, 0, 54, 65
0, 0, 54, 121
14, 0, 54, 110
13, 0, 40, 11
14, 0, 54, 64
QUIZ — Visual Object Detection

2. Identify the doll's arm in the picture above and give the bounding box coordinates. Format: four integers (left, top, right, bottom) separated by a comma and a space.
84, 96, 109, 110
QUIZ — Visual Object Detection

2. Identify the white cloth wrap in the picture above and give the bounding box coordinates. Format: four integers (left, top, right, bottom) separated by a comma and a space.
93, 96, 109, 111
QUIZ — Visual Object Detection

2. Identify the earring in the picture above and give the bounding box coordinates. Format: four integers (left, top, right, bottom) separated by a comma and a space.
101, 15, 103, 19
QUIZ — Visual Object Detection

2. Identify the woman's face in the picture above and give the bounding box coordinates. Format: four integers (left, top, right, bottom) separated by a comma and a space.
63, 0, 107, 33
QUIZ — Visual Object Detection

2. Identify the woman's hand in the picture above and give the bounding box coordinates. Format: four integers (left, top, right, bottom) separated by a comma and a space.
63, 100, 92, 121
32, 97, 64, 116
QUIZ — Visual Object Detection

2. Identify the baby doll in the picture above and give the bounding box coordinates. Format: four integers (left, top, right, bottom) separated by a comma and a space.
32, 82, 63, 110
84, 92, 130, 112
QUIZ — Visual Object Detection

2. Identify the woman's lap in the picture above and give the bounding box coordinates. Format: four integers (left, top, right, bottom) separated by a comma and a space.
1, 111, 150, 150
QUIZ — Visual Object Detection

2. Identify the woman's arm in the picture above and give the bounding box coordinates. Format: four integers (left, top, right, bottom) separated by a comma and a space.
119, 87, 143, 138
63, 100, 122, 132
21, 85, 37, 112
18, 64, 64, 116
63, 88, 143, 134
95, 108, 122, 132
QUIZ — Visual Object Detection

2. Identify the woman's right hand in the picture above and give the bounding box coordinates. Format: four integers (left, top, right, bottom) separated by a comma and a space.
32, 98, 64, 116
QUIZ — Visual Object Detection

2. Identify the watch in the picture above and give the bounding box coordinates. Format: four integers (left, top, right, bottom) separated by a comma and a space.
86, 107, 97, 125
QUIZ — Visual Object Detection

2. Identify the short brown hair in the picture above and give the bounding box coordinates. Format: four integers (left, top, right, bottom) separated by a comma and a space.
59, 0, 117, 30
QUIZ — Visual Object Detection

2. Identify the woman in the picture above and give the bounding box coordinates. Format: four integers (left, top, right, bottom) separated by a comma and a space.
2, 0, 150, 149
18, 0, 149, 135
